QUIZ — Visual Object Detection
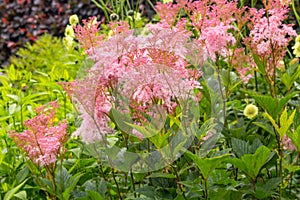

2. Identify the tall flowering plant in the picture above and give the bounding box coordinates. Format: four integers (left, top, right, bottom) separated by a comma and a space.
9, 101, 68, 198
60, 17, 210, 199
64, 18, 204, 144
10, 101, 67, 167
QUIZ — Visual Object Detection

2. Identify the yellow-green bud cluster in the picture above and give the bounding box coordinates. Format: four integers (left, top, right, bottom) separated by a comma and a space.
292, 35, 300, 57
63, 14, 79, 50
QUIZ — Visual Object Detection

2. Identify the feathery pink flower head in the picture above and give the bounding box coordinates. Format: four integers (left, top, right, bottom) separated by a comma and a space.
74, 16, 104, 55
9, 101, 68, 167
65, 26, 203, 143
244, 2, 296, 71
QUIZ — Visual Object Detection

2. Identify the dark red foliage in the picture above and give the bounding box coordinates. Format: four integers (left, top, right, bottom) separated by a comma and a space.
0, 0, 105, 66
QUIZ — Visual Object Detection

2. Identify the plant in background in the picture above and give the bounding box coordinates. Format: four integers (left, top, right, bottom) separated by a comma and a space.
10, 101, 67, 167
292, 34, 300, 57
0, 30, 83, 199
91, 0, 151, 29
244, 0, 297, 96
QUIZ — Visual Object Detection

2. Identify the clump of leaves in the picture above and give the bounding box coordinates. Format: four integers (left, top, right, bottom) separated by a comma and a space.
9, 34, 86, 80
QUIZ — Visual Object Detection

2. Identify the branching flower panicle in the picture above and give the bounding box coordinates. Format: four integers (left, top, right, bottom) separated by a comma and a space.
244, 2, 296, 71
9, 101, 68, 167
65, 26, 203, 143
74, 16, 104, 55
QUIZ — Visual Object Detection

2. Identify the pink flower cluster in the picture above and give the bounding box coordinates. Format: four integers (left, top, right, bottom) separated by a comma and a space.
244, 0, 296, 71
66, 26, 203, 143
74, 16, 104, 55
282, 134, 296, 152
155, 0, 239, 61
10, 101, 67, 167
154, 0, 296, 82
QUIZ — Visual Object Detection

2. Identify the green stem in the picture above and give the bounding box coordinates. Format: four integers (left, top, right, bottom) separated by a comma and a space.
251, 0, 257, 8
292, 0, 300, 26
254, 71, 258, 92
99, 161, 113, 200
92, 0, 110, 21
112, 168, 122, 200
130, 170, 136, 198
204, 179, 208, 200
273, 126, 283, 198
172, 164, 187, 200
20, 103, 24, 131
63, 92, 67, 120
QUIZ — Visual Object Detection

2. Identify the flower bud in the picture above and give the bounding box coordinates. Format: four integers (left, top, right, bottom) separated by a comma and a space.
65, 25, 75, 37
243, 104, 258, 119
69, 14, 79, 26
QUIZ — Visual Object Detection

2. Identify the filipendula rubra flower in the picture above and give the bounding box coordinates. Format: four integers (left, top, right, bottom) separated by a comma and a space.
244, 0, 296, 72
63, 22, 203, 143
9, 101, 68, 167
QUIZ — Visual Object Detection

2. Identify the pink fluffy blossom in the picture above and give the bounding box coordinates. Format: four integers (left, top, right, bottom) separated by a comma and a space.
282, 134, 296, 152
155, 2, 181, 28
10, 101, 68, 167
107, 21, 130, 36
200, 24, 236, 61
74, 16, 104, 55
244, 3, 296, 71
231, 48, 254, 84
66, 27, 203, 142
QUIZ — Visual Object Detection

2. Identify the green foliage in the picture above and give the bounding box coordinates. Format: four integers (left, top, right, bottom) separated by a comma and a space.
229, 146, 274, 181
3, 178, 28, 200
185, 151, 230, 180
92, 0, 152, 27
9, 34, 85, 79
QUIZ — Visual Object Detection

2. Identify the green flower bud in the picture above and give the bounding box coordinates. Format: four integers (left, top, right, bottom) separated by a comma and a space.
69, 14, 79, 26
65, 25, 75, 38
63, 36, 74, 50
243, 104, 258, 119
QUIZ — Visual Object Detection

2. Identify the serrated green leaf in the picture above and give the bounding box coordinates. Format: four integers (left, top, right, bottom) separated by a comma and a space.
253, 122, 274, 135
185, 151, 230, 179
62, 172, 84, 200
279, 109, 296, 138
253, 177, 281, 199
252, 54, 266, 75
13, 191, 26, 200
110, 108, 133, 135
4, 178, 28, 200
265, 109, 296, 138
243, 90, 299, 119
135, 186, 156, 198
281, 65, 300, 90
195, 118, 217, 140
16, 167, 29, 184
231, 138, 251, 158
229, 146, 271, 180
264, 112, 280, 134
